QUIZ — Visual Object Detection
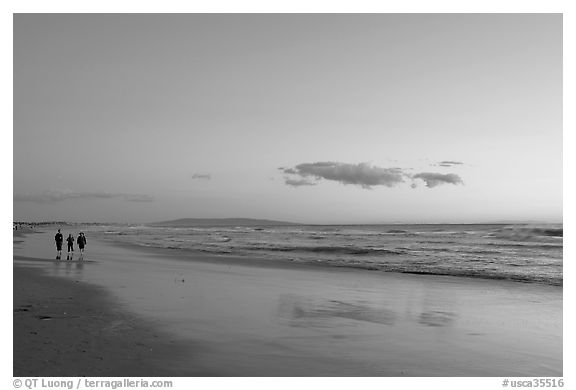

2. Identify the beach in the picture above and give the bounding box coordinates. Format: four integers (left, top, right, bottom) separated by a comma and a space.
13, 228, 562, 377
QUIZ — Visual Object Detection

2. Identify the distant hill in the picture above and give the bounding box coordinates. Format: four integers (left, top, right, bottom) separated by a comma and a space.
149, 218, 299, 227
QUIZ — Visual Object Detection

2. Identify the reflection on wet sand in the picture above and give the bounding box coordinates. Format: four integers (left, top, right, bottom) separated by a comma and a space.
280, 295, 459, 330
418, 310, 457, 327
279, 295, 397, 326
48, 259, 87, 278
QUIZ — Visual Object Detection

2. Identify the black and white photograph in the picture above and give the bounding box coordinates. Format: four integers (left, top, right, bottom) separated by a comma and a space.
11, 10, 564, 382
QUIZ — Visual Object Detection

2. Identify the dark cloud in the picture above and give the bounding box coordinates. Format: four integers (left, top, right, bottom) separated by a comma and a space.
284, 177, 318, 187
191, 173, 211, 180
281, 161, 464, 189
436, 161, 464, 167
287, 162, 406, 189
412, 172, 464, 188
14, 190, 154, 203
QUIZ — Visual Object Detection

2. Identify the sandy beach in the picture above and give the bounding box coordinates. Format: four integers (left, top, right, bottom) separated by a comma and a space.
13, 229, 562, 377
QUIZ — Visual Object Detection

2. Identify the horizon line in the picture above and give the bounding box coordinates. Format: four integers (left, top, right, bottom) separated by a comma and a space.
14, 218, 563, 226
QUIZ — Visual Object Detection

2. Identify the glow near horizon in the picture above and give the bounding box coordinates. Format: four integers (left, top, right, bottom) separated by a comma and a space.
13, 14, 562, 224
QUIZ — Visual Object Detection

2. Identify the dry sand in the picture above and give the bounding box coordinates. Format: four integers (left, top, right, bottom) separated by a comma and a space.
13, 229, 562, 376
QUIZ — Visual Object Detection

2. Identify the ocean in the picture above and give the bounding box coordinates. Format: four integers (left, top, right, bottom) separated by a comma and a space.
88, 223, 562, 287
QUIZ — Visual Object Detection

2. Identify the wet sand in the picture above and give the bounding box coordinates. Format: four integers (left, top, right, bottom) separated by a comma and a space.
13, 266, 211, 377
13, 229, 562, 376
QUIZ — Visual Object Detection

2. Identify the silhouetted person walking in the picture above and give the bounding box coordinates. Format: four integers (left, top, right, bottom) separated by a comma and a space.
66, 233, 74, 260
77, 232, 87, 259
55, 229, 63, 260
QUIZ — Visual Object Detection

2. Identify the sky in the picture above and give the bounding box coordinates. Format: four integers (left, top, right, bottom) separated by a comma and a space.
12, 13, 562, 224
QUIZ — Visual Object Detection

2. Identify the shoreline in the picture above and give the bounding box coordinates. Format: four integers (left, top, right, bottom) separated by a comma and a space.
14, 230, 563, 376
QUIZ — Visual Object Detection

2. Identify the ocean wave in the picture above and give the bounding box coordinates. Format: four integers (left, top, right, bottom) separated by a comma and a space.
242, 245, 405, 256
491, 225, 563, 240
485, 242, 562, 250
92, 224, 562, 287
321, 260, 563, 286
397, 269, 562, 286
533, 228, 563, 237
